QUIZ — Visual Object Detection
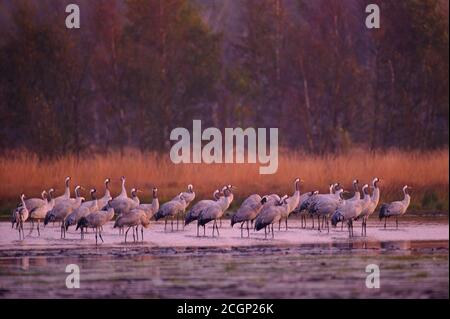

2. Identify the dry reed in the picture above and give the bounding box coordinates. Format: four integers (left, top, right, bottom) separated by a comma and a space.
0, 148, 448, 212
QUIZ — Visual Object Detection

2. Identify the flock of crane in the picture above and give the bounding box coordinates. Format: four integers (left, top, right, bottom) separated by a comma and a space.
10, 176, 411, 243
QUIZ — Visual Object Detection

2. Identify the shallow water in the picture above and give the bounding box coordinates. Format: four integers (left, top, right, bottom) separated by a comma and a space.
0, 218, 448, 298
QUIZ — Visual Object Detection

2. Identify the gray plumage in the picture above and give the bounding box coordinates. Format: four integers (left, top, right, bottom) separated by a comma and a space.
185, 189, 220, 226
331, 184, 370, 237
173, 184, 195, 206
76, 206, 114, 244
54, 176, 72, 204
197, 186, 234, 237
44, 186, 84, 238
64, 188, 98, 231
14, 194, 29, 240
154, 194, 187, 231
28, 189, 55, 236
132, 187, 159, 220
379, 185, 411, 229
254, 196, 288, 239
108, 188, 140, 215
231, 194, 267, 237
231, 194, 266, 226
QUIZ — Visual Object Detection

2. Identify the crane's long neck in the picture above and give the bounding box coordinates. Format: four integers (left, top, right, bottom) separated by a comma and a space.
107, 208, 115, 220
352, 182, 360, 200
104, 186, 111, 200
20, 196, 26, 208
289, 184, 301, 213
152, 197, 159, 211
47, 191, 55, 207
403, 190, 411, 207
334, 189, 343, 199
226, 193, 234, 210
120, 180, 127, 197
292, 181, 300, 199
371, 187, 380, 205
64, 183, 70, 198
218, 194, 231, 211
92, 193, 98, 206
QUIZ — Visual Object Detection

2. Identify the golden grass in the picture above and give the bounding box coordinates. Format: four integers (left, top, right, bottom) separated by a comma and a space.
0, 148, 448, 211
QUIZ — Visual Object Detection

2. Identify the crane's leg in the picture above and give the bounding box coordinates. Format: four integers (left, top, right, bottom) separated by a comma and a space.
216, 221, 220, 237
212, 220, 216, 237
141, 226, 144, 241
220, 218, 222, 228
164, 219, 167, 232
37, 220, 40, 236
317, 216, 321, 232
285, 218, 288, 231
384, 217, 387, 229
176, 214, 179, 231
171, 220, 174, 232
197, 223, 200, 237
125, 226, 131, 243
182, 212, 185, 230
326, 217, 329, 234
240, 222, 243, 238
246, 221, 250, 238
351, 220, 354, 238
28, 220, 34, 236
271, 223, 274, 239
99, 228, 104, 243
203, 225, 206, 236
361, 219, 364, 236
278, 220, 281, 231
95, 228, 98, 245
311, 215, 314, 229
81, 226, 84, 240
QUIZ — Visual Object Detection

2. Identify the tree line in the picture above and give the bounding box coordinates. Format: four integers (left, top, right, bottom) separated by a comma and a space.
0, 0, 448, 158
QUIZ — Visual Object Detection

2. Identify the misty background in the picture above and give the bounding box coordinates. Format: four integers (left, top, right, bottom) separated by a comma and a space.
0, 0, 448, 158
